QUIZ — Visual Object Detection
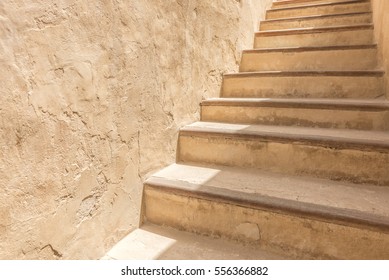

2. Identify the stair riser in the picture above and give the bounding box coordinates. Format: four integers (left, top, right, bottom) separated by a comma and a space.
178, 134, 389, 185
255, 29, 373, 48
201, 105, 389, 130
222, 75, 384, 99
267, 2, 371, 19
260, 13, 372, 30
240, 48, 377, 72
272, 0, 364, 9
144, 187, 389, 259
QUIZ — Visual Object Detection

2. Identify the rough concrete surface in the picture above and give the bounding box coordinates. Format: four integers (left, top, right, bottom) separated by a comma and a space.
0, 0, 272, 259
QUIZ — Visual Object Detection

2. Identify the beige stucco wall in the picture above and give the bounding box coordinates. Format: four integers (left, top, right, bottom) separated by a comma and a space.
0, 0, 272, 259
371, 0, 389, 96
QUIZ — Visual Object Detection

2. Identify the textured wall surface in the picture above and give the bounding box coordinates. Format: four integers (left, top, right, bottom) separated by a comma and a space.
0, 0, 272, 259
372, 0, 389, 96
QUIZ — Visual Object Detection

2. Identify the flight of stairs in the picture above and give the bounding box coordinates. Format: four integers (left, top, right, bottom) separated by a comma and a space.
108, 0, 389, 259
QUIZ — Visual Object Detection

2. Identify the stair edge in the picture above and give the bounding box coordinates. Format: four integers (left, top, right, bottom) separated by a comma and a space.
145, 175, 389, 233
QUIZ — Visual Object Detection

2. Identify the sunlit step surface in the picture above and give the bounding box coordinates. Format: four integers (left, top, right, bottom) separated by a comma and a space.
201, 98, 389, 130
178, 122, 389, 185
272, 0, 363, 9
222, 70, 384, 99
255, 25, 374, 48
260, 12, 372, 30
103, 223, 286, 260
143, 163, 389, 259
267, 0, 370, 20
240, 45, 378, 71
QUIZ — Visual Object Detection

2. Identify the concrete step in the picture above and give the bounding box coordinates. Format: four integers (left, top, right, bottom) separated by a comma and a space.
260, 12, 372, 31
201, 98, 389, 130
267, 1, 371, 20
143, 163, 389, 259
222, 70, 384, 99
240, 45, 378, 72
103, 223, 286, 260
178, 122, 389, 185
255, 24, 374, 48
272, 0, 364, 9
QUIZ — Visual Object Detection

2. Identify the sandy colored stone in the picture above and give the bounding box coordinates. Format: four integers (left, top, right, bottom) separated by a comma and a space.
372, 0, 389, 96
260, 12, 373, 31
267, 1, 371, 19
200, 98, 389, 130
178, 122, 389, 185
104, 223, 285, 260
240, 47, 378, 71
255, 27, 375, 48
221, 73, 384, 99
144, 187, 389, 259
0, 0, 273, 259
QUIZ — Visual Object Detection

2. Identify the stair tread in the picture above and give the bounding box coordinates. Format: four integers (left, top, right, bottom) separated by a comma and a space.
269, 0, 368, 12
273, 0, 363, 6
180, 121, 389, 150
146, 163, 389, 230
225, 70, 384, 78
201, 98, 389, 110
262, 11, 371, 23
243, 44, 377, 53
256, 24, 373, 36
103, 223, 286, 260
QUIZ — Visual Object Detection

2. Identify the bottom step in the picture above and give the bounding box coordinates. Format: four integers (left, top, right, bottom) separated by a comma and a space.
103, 223, 285, 260
143, 163, 389, 259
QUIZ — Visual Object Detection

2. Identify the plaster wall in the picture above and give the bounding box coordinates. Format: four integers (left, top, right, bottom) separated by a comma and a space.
0, 0, 272, 259
371, 0, 389, 97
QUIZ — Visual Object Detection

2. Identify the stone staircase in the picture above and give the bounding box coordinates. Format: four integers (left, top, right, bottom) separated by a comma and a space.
106, 0, 389, 259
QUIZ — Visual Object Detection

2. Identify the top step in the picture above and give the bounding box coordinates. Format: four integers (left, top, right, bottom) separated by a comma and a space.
267, 1, 371, 20
272, 0, 367, 9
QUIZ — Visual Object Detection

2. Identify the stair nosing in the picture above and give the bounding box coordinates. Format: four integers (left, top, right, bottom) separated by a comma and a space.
261, 11, 372, 24
201, 98, 389, 111
223, 70, 384, 78
268, 0, 369, 13
145, 175, 389, 233
273, 0, 363, 7
255, 24, 373, 37
242, 44, 377, 54
179, 122, 389, 151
